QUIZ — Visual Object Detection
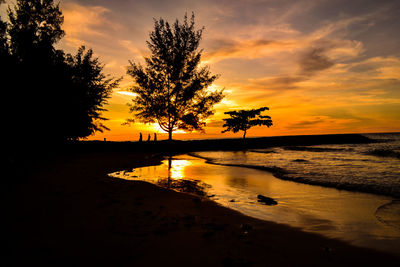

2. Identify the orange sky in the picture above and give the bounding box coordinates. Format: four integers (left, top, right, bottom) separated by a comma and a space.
3, 0, 400, 140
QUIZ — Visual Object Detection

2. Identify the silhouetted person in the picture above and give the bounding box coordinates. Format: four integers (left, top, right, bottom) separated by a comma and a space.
104, 138, 106, 142
154, 133, 157, 142
147, 134, 151, 142
139, 133, 143, 142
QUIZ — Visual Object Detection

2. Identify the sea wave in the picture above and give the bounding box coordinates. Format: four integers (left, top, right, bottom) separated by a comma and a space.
283, 146, 352, 152
248, 149, 277, 154
366, 149, 400, 159
190, 151, 400, 199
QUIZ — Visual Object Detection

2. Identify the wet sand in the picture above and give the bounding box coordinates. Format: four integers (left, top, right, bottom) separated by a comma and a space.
3, 150, 399, 266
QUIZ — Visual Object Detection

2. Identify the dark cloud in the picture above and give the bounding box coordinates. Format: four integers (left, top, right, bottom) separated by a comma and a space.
349, 62, 378, 73
246, 75, 308, 92
253, 39, 274, 46
204, 38, 275, 60
206, 39, 240, 55
299, 48, 334, 75
287, 118, 326, 129
270, 76, 306, 86
205, 120, 223, 128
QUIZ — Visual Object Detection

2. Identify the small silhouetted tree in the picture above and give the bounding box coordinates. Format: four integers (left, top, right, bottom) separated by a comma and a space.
222, 107, 273, 139
126, 13, 224, 140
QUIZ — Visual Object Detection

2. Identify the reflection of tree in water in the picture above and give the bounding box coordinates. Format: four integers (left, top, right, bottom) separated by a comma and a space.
156, 156, 209, 196
156, 179, 209, 196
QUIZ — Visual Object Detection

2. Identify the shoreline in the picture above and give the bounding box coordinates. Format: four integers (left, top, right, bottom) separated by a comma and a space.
3, 149, 399, 265
188, 152, 400, 199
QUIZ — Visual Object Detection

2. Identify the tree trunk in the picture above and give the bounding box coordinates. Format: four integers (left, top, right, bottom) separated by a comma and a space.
243, 130, 246, 139
168, 130, 173, 141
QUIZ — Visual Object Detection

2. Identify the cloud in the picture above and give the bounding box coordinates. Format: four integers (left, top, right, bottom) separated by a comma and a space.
286, 116, 360, 130
119, 40, 145, 60
347, 56, 400, 79
287, 117, 326, 129
116, 91, 136, 97
299, 48, 334, 75
203, 38, 298, 63
62, 3, 121, 48
247, 75, 306, 91
205, 120, 223, 128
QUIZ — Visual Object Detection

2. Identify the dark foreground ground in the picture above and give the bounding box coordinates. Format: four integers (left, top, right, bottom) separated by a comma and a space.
3, 134, 399, 266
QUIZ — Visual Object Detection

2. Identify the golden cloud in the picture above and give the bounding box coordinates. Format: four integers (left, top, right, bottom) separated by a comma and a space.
62, 3, 121, 48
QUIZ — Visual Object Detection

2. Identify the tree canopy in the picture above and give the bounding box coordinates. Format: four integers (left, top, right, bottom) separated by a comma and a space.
0, 0, 7, 55
3, 0, 118, 144
8, 0, 64, 61
222, 107, 273, 139
126, 13, 224, 140
64, 46, 119, 139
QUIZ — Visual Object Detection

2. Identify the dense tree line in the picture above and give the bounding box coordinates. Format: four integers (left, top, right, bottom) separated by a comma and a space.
1, 0, 118, 146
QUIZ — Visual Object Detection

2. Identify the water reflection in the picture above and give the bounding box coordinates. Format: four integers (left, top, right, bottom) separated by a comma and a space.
109, 154, 400, 255
156, 178, 208, 196
164, 157, 194, 190
168, 157, 192, 180
227, 177, 248, 188
111, 156, 206, 196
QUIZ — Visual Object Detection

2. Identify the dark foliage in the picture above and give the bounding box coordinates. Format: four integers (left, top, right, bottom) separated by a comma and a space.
3, 0, 118, 145
127, 13, 224, 140
8, 0, 64, 61
0, 0, 7, 56
64, 46, 119, 139
222, 107, 273, 139
0, 0, 10, 76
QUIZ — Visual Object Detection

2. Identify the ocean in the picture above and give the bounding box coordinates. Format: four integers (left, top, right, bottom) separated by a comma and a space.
194, 133, 400, 198
109, 133, 400, 255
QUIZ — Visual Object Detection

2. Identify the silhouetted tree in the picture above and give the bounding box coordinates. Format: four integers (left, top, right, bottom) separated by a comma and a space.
64, 46, 118, 139
0, 0, 7, 55
5, 0, 118, 143
0, 0, 14, 142
126, 13, 224, 140
5, 0, 65, 143
0, 0, 10, 70
8, 0, 64, 61
222, 107, 273, 139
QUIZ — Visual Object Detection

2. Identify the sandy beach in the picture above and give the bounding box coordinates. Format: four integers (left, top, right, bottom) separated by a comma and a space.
3, 139, 399, 266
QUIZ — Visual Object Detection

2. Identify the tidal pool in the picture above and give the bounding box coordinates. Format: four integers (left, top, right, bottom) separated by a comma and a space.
109, 154, 400, 255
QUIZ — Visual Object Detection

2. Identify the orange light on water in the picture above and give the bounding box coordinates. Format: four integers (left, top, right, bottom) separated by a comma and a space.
165, 159, 192, 179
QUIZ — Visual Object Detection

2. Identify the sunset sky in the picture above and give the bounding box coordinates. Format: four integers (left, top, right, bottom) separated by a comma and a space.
3, 0, 400, 140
